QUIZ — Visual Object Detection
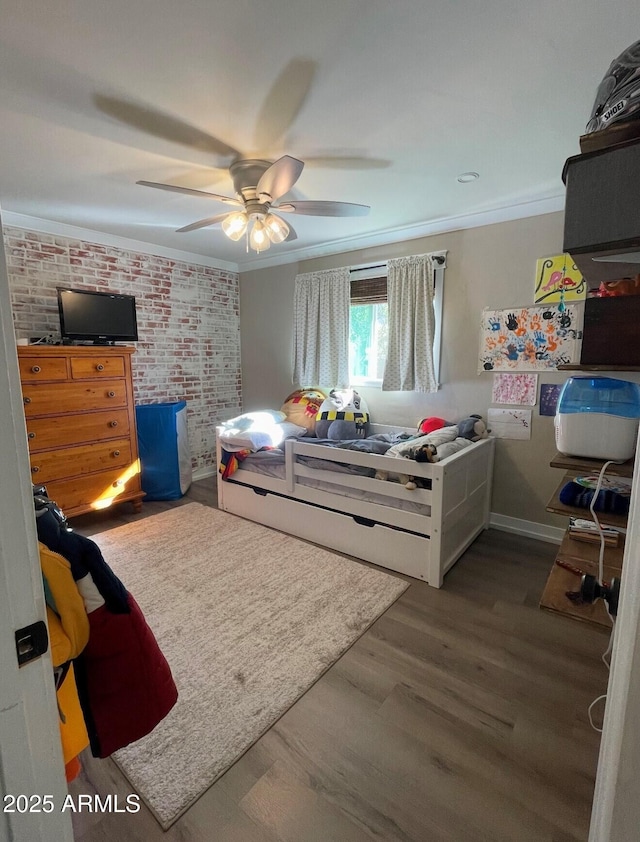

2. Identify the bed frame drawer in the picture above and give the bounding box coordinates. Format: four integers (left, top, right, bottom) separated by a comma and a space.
220, 480, 433, 583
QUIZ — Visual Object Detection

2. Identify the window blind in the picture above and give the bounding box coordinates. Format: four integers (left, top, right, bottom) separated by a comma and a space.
350, 276, 387, 305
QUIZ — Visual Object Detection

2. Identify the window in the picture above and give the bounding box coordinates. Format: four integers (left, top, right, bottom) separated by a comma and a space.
348, 255, 445, 389
293, 254, 445, 392
349, 275, 388, 385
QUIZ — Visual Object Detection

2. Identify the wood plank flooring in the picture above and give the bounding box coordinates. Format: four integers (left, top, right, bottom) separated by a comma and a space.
67, 478, 608, 841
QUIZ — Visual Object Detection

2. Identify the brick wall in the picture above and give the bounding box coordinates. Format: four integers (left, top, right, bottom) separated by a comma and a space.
4, 226, 242, 474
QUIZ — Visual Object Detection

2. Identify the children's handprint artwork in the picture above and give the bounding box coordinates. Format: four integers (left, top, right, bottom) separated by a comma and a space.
478, 305, 578, 372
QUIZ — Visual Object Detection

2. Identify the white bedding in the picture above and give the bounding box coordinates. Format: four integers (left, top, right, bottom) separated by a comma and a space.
218, 411, 306, 451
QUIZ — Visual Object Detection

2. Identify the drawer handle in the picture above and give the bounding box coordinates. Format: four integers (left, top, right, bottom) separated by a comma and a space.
112, 450, 121, 457
107, 391, 116, 398
23, 397, 31, 405
31, 365, 41, 374
110, 420, 118, 428
28, 432, 36, 439
96, 364, 104, 371
31, 466, 40, 473
112, 479, 124, 488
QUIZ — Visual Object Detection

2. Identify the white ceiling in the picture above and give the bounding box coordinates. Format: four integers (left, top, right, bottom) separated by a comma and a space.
0, 0, 637, 272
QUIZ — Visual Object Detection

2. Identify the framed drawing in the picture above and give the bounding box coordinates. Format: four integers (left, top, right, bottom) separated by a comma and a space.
478, 305, 579, 372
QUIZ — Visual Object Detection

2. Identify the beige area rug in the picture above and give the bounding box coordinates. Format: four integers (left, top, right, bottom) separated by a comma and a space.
93, 502, 408, 828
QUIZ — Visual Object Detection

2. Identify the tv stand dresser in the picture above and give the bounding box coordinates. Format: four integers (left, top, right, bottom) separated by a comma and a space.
18, 345, 144, 518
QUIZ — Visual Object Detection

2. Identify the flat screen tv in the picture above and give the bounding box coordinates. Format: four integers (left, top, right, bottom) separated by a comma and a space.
57, 288, 138, 344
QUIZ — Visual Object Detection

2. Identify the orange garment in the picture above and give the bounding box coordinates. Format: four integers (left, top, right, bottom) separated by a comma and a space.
65, 756, 81, 783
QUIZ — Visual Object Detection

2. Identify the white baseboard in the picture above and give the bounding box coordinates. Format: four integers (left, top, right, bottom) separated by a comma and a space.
192, 465, 217, 482
489, 513, 564, 545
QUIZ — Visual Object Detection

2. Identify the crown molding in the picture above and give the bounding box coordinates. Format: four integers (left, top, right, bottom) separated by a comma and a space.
1, 212, 239, 273
237, 194, 566, 272
2, 193, 565, 276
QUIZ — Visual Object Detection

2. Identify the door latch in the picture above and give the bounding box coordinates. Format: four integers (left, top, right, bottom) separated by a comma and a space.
15, 621, 49, 667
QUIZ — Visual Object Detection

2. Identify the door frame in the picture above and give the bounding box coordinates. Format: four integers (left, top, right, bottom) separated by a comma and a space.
589, 435, 640, 841
0, 207, 73, 841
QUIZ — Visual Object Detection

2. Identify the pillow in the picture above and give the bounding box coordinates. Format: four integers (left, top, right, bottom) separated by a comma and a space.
219, 420, 306, 452
315, 389, 369, 439
220, 410, 286, 431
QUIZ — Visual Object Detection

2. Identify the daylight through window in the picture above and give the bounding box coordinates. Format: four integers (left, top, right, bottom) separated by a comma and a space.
349, 275, 388, 384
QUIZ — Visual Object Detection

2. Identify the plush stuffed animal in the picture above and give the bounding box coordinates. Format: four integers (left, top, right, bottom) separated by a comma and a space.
456, 414, 489, 441
315, 389, 369, 439
418, 417, 447, 435
375, 426, 461, 488
280, 388, 326, 435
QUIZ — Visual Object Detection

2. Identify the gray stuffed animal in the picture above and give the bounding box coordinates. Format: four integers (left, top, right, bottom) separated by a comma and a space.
456, 414, 489, 441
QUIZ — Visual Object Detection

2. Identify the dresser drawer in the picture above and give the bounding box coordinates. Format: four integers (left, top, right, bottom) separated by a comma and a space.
19, 355, 68, 382
45, 466, 142, 516
70, 355, 126, 380
29, 438, 133, 484
26, 409, 130, 450
22, 381, 128, 417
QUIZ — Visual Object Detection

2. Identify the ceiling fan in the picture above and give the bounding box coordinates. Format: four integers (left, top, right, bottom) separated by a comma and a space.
137, 155, 370, 253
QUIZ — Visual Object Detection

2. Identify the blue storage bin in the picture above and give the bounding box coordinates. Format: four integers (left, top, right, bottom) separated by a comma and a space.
135, 401, 192, 500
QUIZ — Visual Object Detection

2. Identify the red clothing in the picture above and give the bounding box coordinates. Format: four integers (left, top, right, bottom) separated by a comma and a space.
75, 593, 178, 758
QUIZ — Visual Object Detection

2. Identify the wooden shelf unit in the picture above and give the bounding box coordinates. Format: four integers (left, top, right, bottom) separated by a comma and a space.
558, 364, 640, 372
539, 452, 631, 629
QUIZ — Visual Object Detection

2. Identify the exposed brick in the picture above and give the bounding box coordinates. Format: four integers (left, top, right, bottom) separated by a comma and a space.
5, 225, 241, 474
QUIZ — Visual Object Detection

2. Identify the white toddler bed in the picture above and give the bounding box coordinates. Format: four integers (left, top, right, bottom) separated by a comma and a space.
216, 423, 495, 588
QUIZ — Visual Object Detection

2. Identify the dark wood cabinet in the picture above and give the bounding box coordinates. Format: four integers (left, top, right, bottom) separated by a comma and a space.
563, 137, 640, 287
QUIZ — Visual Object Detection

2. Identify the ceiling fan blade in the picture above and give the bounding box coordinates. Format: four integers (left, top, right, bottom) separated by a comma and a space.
275, 200, 370, 217
94, 94, 240, 162
254, 59, 316, 151
256, 156, 304, 202
285, 220, 298, 242
137, 180, 242, 206
176, 213, 231, 233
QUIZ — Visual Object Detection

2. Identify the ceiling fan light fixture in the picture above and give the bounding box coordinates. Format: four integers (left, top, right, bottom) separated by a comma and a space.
263, 212, 290, 244
221, 211, 249, 241
249, 218, 270, 252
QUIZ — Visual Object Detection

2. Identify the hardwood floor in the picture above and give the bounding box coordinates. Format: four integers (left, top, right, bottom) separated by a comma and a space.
68, 479, 608, 841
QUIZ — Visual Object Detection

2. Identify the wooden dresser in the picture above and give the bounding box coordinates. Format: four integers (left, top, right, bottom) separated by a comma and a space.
18, 345, 144, 518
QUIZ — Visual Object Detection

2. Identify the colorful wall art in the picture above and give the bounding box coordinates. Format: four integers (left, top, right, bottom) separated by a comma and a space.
492, 373, 538, 406
478, 305, 579, 372
539, 383, 563, 416
534, 254, 586, 305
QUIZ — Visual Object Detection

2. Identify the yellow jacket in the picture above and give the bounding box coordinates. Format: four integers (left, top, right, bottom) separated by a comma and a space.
39, 542, 90, 772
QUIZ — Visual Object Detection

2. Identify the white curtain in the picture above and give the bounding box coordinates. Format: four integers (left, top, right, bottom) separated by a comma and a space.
382, 253, 437, 392
292, 267, 350, 388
